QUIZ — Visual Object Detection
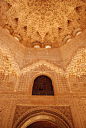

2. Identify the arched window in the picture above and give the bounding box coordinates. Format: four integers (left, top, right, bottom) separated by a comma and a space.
32, 75, 54, 95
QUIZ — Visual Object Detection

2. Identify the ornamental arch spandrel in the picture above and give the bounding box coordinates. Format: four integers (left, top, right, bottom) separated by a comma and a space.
12, 107, 74, 128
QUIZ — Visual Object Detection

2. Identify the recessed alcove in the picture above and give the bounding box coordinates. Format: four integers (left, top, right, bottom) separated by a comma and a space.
32, 75, 54, 95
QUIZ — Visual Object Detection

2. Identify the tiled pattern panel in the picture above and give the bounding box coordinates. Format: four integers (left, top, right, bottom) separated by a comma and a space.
17, 72, 29, 92
56, 74, 69, 93
0, 97, 12, 128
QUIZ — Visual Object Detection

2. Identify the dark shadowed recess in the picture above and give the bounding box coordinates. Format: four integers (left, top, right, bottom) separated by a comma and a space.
26, 121, 59, 128
32, 75, 54, 95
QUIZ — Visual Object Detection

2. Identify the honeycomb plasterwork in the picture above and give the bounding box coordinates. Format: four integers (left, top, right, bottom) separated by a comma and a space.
0, 43, 20, 75
0, 0, 86, 47
0, 49, 18, 91
0, 50, 16, 76
66, 48, 86, 92
66, 47, 86, 77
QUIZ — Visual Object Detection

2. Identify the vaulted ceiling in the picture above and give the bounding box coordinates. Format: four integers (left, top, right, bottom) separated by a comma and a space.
0, 0, 86, 47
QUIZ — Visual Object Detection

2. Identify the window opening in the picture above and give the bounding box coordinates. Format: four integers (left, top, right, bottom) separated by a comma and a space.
32, 75, 54, 95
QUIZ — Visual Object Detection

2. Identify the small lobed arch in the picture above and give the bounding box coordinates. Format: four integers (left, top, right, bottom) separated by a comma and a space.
72, 28, 82, 37
63, 35, 72, 44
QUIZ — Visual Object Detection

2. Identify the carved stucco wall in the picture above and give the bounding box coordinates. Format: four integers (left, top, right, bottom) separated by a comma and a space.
12, 105, 74, 128
0, 27, 86, 128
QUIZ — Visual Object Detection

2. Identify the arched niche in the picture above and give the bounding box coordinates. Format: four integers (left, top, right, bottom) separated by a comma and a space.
28, 72, 57, 96
32, 75, 54, 95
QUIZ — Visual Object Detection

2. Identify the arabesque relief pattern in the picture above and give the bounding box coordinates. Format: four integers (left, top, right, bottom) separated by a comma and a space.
0, 27, 86, 128
12, 105, 74, 128
0, 0, 86, 47
0, 49, 17, 92
67, 48, 86, 92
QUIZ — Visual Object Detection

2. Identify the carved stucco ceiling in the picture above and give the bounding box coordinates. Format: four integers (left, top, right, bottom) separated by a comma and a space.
0, 0, 86, 47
